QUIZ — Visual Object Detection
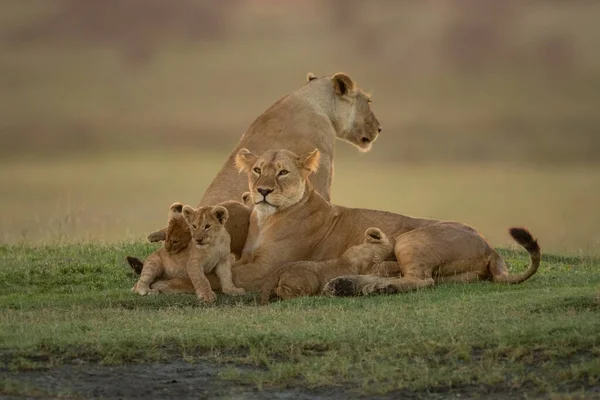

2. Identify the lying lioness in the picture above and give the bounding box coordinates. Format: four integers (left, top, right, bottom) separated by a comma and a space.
229, 148, 541, 294
258, 227, 394, 304
322, 226, 540, 297
129, 203, 244, 302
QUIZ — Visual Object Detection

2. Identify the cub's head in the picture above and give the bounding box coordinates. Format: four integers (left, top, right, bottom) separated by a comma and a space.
342, 227, 394, 263
306, 72, 381, 152
164, 202, 192, 253
235, 148, 320, 214
182, 205, 230, 248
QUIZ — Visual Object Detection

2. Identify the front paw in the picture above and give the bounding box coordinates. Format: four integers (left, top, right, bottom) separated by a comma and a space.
322, 277, 359, 297
198, 290, 217, 303
223, 287, 246, 296
362, 282, 398, 296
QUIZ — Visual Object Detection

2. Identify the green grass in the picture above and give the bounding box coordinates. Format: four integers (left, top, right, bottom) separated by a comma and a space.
1, 242, 599, 396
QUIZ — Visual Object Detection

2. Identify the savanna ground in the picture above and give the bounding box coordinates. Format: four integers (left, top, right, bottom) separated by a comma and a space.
2, 1, 600, 398
1, 152, 599, 399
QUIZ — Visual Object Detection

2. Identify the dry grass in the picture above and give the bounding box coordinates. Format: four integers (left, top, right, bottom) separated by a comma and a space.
0, 150, 598, 254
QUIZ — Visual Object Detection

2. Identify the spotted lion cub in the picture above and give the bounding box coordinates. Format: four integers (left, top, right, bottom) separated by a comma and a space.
181, 204, 245, 302
258, 227, 394, 303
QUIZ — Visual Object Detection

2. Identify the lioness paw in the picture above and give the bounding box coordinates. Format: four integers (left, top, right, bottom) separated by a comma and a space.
322, 277, 358, 297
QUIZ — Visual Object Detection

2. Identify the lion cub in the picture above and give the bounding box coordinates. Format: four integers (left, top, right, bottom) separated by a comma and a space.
131, 203, 244, 303
130, 202, 192, 296
179, 204, 245, 302
259, 227, 394, 303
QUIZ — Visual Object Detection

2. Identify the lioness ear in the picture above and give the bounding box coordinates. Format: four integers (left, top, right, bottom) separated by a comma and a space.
212, 206, 229, 225
365, 227, 383, 243
235, 148, 258, 173
241, 192, 251, 206
307, 72, 317, 82
299, 149, 320, 175
332, 72, 354, 96
182, 205, 195, 223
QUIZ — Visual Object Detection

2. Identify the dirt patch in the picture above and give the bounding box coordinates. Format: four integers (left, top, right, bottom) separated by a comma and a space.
2, 360, 596, 399
1, 361, 353, 399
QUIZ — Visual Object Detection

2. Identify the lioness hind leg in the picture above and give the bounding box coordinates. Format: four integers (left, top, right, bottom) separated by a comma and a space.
434, 271, 481, 284
215, 255, 245, 296
151, 278, 195, 294
362, 276, 435, 295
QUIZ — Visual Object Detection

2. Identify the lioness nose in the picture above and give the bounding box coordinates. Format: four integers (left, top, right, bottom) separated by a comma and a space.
258, 188, 273, 197
378, 125, 382, 133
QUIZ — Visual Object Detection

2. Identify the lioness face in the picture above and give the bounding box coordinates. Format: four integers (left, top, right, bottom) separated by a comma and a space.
164, 202, 191, 253
182, 205, 229, 248
235, 148, 320, 214
329, 73, 382, 152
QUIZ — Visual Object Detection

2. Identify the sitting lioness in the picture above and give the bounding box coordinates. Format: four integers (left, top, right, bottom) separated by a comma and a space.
229, 148, 541, 294
258, 227, 394, 304
141, 72, 382, 269
129, 203, 244, 302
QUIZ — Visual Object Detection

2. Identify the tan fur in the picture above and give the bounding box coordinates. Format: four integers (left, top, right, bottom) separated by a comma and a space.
144, 72, 381, 251
258, 228, 394, 303
131, 204, 244, 302
230, 149, 541, 293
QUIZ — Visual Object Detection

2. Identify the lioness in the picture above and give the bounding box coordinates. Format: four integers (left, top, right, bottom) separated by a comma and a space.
258, 227, 394, 304
129, 203, 244, 302
145, 72, 381, 256
230, 148, 541, 293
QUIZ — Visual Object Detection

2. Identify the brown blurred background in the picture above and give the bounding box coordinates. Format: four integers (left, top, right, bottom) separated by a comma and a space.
1, 0, 599, 253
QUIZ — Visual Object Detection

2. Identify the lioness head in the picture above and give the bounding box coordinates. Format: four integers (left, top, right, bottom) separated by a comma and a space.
235, 148, 320, 214
182, 205, 229, 248
164, 202, 192, 253
342, 227, 394, 264
306, 72, 381, 152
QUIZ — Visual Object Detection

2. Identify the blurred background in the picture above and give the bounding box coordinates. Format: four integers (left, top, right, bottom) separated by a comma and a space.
0, 0, 599, 253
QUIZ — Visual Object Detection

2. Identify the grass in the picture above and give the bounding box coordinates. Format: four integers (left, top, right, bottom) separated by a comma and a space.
1, 241, 599, 396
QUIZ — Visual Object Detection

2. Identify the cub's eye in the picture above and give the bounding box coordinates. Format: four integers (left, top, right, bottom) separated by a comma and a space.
192, 224, 198, 230
171, 240, 179, 244
253, 167, 261, 174
278, 170, 289, 176
204, 224, 211, 230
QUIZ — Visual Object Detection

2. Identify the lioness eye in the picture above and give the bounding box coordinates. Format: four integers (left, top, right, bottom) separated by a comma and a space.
253, 167, 261, 174
278, 170, 289, 176
204, 224, 211, 230
192, 224, 197, 230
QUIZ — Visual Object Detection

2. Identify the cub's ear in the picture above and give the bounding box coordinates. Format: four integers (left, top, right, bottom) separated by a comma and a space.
212, 206, 229, 225
241, 191, 252, 206
182, 205, 195, 223
332, 72, 354, 96
307, 72, 317, 82
235, 148, 258, 173
168, 202, 184, 220
365, 227, 383, 243
299, 148, 320, 175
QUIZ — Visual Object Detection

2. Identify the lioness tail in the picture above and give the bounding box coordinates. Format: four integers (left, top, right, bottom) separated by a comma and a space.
493, 227, 541, 284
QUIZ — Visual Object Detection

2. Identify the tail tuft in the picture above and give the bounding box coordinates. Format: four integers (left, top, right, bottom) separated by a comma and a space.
126, 256, 144, 275
509, 227, 539, 253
